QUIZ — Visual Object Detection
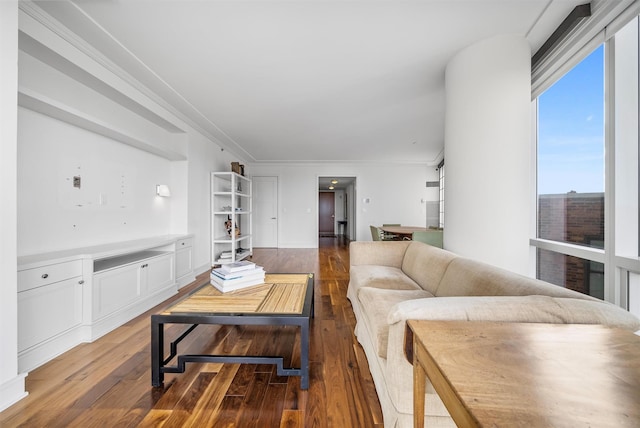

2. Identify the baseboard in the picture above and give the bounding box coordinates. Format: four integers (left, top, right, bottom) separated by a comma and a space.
194, 263, 211, 276
176, 272, 196, 289
18, 325, 85, 373
0, 373, 28, 412
277, 242, 318, 248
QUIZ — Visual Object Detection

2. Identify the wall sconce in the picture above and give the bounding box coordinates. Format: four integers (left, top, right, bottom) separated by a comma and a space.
156, 184, 171, 197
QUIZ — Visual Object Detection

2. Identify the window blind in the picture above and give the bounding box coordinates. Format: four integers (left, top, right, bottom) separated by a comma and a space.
531, 0, 638, 99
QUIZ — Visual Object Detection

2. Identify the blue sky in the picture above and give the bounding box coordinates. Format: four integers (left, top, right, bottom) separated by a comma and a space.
538, 45, 604, 195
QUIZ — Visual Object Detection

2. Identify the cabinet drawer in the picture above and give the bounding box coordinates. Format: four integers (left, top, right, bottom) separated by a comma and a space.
18, 260, 83, 292
18, 276, 83, 352
176, 237, 193, 249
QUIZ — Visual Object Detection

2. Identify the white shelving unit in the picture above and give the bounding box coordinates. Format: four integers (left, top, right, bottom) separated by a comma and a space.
211, 172, 253, 265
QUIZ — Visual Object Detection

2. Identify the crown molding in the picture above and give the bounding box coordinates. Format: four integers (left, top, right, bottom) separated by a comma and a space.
19, 1, 255, 162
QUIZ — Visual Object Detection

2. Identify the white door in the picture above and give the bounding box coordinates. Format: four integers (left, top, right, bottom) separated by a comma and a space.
253, 176, 278, 247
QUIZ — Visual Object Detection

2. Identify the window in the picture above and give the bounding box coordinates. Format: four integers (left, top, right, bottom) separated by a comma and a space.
535, 45, 605, 299
537, 45, 605, 250
438, 159, 445, 228
532, 13, 640, 316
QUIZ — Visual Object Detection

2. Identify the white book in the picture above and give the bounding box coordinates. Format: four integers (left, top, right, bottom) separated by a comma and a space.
210, 275, 265, 293
210, 269, 265, 286
211, 266, 264, 280
220, 260, 256, 273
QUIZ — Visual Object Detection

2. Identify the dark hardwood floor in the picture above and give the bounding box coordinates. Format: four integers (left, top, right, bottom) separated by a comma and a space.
0, 236, 383, 427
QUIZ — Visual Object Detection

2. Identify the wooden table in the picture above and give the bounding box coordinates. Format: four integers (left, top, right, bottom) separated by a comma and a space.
405, 320, 640, 428
151, 273, 314, 389
379, 226, 427, 240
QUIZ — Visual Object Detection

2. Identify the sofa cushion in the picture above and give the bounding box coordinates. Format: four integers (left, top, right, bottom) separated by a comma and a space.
387, 295, 640, 332
401, 242, 458, 295
349, 240, 411, 268
435, 257, 597, 301
349, 265, 423, 294
358, 287, 433, 358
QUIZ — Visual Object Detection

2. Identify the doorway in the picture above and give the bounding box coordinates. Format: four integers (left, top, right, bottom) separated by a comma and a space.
317, 176, 357, 242
319, 192, 335, 237
253, 176, 278, 247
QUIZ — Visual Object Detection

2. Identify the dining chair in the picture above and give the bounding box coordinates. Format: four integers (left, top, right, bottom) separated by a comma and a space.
412, 230, 443, 248
370, 225, 382, 241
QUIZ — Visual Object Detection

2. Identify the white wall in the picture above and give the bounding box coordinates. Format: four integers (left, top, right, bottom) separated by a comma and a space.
17, 108, 174, 254
345, 182, 357, 239
249, 163, 434, 246
444, 34, 531, 274
15, 5, 245, 274
0, 0, 28, 411
186, 135, 239, 273
334, 189, 345, 234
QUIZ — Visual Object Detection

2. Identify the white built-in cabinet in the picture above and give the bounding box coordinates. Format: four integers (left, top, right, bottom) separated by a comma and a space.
211, 172, 253, 265
92, 250, 174, 321
175, 236, 194, 287
17, 260, 84, 359
17, 235, 194, 373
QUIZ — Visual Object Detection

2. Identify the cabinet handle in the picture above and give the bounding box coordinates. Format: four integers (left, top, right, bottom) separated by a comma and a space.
41, 273, 49, 279
141, 264, 148, 268
78, 279, 85, 285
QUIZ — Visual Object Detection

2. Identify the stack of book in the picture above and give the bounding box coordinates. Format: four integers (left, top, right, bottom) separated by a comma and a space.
216, 248, 249, 264
217, 251, 233, 263
210, 260, 265, 292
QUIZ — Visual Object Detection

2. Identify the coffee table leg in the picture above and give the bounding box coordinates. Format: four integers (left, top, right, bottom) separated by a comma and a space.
300, 319, 310, 389
151, 317, 164, 387
413, 348, 426, 428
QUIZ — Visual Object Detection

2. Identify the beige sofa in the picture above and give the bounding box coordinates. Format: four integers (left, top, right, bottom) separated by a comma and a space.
347, 241, 640, 428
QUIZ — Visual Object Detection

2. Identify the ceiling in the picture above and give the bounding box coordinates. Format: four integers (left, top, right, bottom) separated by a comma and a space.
318, 176, 356, 191
33, 0, 586, 164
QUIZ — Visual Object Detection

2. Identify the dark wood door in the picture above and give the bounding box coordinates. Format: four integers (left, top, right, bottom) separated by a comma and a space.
319, 192, 335, 236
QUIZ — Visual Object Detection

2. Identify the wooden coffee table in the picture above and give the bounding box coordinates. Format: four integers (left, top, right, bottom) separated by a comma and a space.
151, 273, 314, 389
405, 320, 640, 427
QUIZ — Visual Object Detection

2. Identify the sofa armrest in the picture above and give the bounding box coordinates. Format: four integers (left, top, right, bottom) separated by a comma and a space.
387, 295, 640, 331
349, 241, 411, 268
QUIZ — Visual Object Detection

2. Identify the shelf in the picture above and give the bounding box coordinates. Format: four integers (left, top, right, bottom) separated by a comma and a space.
215, 250, 251, 265
213, 192, 251, 198
94, 250, 171, 272
213, 235, 251, 243
211, 172, 253, 265
18, 88, 187, 161
213, 211, 251, 215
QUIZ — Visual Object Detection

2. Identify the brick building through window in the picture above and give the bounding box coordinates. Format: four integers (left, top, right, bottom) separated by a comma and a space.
537, 192, 605, 298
